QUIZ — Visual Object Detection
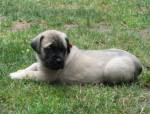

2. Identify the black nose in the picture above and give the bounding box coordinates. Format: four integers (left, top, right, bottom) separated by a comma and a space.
55, 58, 63, 64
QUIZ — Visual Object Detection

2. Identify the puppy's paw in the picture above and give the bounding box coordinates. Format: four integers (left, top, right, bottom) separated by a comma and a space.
9, 71, 26, 79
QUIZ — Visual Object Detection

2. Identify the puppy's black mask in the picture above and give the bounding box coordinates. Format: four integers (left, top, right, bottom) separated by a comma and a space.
31, 36, 70, 70
41, 40, 67, 70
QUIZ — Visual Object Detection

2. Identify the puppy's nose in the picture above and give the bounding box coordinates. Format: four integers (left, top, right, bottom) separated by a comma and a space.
56, 58, 63, 63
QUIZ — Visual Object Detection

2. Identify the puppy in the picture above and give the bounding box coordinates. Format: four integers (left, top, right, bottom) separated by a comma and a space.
9, 30, 142, 84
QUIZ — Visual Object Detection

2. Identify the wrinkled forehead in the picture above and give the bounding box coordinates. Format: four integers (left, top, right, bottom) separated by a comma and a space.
40, 30, 67, 47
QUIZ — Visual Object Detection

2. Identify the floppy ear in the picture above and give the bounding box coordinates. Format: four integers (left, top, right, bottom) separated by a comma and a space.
65, 38, 71, 54
31, 35, 44, 54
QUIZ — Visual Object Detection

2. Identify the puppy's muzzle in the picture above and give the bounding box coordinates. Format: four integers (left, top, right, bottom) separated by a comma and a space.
55, 58, 63, 64
44, 56, 65, 70
52, 57, 64, 70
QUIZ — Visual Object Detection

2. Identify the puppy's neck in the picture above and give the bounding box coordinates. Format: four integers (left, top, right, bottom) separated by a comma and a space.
65, 46, 79, 65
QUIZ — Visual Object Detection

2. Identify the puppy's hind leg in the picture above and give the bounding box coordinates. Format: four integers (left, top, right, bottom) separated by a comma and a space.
104, 57, 135, 83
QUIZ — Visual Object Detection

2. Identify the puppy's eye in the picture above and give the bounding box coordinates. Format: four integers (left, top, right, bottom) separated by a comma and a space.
60, 47, 66, 52
44, 45, 51, 50
44, 44, 56, 51
44, 46, 51, 50
50, 44, 57, 49
47, 45, 52, 49
45, 44, 53, 49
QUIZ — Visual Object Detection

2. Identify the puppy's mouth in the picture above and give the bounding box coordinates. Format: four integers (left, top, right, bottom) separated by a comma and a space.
43, 58, 65, 70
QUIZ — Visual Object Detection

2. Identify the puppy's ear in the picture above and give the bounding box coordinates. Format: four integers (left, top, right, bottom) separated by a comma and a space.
65, 38, 71, 54
31, 35, 44, 54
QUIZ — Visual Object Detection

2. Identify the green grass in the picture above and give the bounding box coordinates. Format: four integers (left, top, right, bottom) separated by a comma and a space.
0, 0, 150, 113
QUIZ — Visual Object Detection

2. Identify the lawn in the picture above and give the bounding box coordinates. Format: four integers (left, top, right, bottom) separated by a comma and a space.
0, 0, 150, 113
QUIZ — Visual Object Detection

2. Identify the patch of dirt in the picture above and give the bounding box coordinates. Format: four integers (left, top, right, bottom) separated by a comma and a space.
146, 66, 150, 71
33, 19, 49, 29
11, 20, 30, 32
137, 28, 150, 40
90, 22, 111, 33
39, 1, 80, 9
139, 88, 150, 107
0, 16, 6, 21
136, 6, 148, 14
64, 24, 78, 29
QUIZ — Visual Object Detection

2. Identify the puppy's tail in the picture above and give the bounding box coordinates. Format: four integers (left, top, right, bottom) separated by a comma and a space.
133, 58, 142, 80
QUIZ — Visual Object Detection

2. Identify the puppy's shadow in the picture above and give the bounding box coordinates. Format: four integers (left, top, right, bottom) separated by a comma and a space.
22, 80, 80, 96
22, 79, 139, 94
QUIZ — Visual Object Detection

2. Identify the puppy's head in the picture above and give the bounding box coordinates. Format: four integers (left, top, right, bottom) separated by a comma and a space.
31, 30, 71, 70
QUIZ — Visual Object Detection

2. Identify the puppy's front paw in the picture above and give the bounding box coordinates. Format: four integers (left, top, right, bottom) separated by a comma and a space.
9, 71, 26, 79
